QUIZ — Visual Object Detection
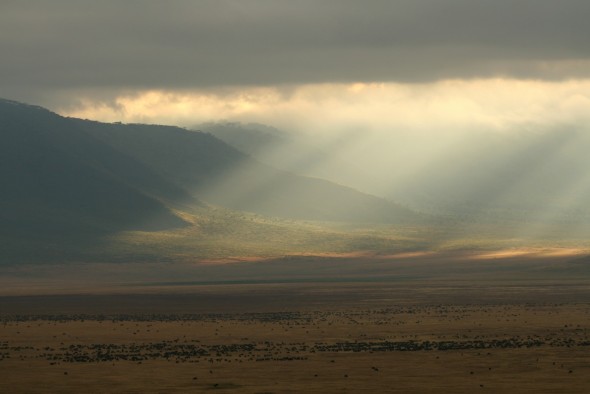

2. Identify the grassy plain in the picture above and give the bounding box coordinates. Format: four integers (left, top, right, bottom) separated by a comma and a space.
2, 274, 590, 393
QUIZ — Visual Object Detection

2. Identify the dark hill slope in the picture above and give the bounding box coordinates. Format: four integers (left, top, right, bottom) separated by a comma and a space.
77, 121, 418, 223
0, 99, 187, 236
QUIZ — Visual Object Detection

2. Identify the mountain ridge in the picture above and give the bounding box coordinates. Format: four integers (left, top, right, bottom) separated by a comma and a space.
0, 98, 189, 236
1, 99, 420, 240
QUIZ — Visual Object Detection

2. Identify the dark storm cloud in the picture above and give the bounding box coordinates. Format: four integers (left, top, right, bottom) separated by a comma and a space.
2, 0, 590, 100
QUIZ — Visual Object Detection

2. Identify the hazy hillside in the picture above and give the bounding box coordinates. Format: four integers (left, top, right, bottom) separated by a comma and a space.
199, 122, 380, 195
78, 120, 417, 223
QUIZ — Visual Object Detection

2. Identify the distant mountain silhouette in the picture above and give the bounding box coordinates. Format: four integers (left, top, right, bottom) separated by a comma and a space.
198, 122, 291, 158
199, 122, 388, 202
0, 99, 419, 240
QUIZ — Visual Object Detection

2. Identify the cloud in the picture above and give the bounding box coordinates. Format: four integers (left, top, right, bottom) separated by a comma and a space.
60, 80, 590, 135
2, 0, 590, 104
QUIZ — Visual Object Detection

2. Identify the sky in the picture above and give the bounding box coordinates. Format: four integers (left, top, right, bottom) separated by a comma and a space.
2, 0, 590, 133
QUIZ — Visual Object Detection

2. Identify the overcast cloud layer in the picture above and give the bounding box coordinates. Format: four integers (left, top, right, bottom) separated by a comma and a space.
2, 0, 590, 105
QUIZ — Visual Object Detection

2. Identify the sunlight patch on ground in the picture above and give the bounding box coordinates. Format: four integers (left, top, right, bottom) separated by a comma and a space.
470, 248, 588, 260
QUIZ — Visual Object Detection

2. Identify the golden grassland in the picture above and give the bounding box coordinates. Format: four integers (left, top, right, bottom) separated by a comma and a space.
4, 203, 590, 268
97, 207, 590, 266
2, 281, 590, 393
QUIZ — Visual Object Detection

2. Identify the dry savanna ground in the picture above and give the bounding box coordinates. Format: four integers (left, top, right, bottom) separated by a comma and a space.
1, 280, 590, 393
